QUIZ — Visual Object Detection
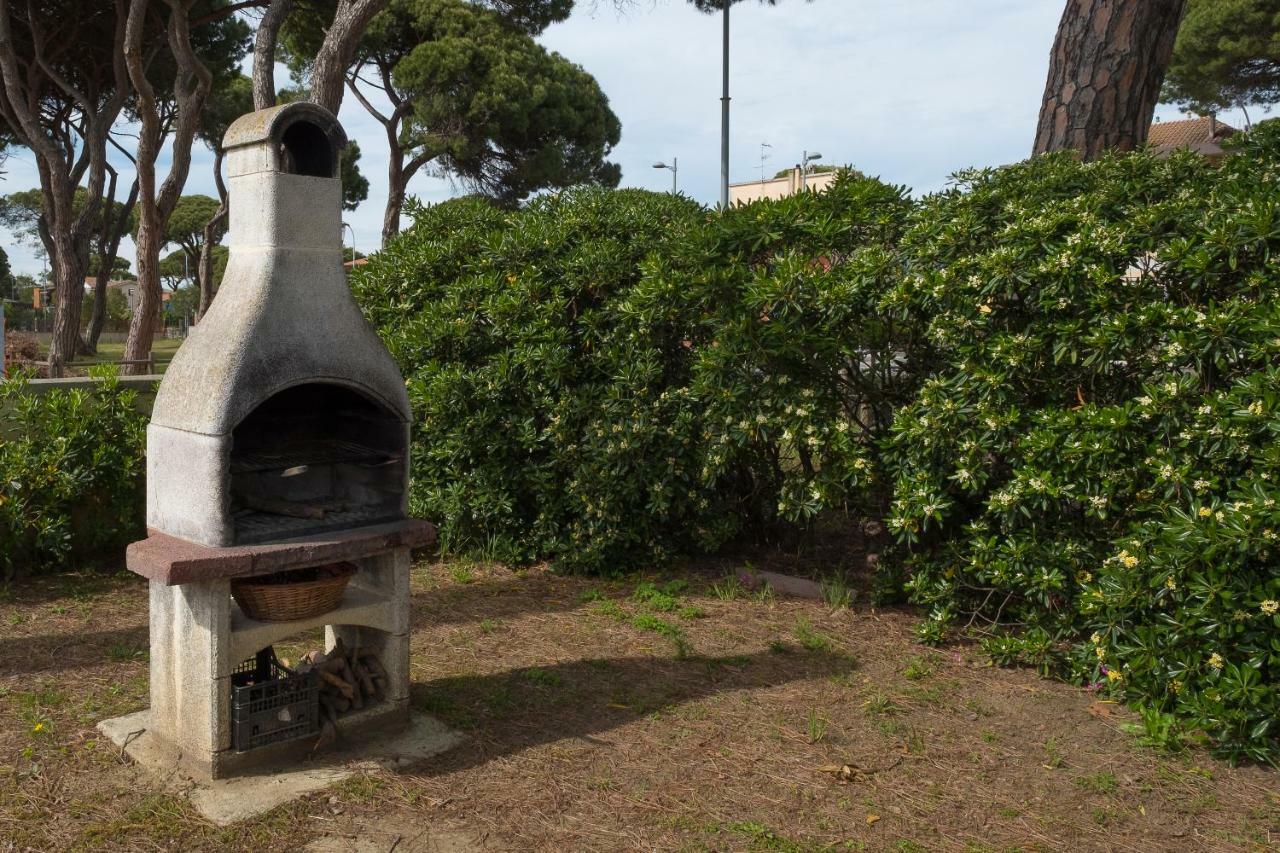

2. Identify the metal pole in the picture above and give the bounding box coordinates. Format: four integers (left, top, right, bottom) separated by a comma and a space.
343, 223, 356, 264
801, 150, 807, 191
720, 0, 730, 209
672, 157, 678, 195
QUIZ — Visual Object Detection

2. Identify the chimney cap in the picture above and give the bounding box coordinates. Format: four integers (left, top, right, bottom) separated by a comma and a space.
222, 101, 348, 179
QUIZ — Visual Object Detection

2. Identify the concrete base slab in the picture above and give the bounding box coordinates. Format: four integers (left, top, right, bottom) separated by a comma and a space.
98, 708, 464, 826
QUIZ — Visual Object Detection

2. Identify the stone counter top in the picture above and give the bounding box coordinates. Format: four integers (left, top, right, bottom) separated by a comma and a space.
126, 518, 436, 585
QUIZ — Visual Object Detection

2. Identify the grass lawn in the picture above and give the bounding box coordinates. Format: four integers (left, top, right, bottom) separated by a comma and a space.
0, 555, 1276, 851
35, 337, 184, 375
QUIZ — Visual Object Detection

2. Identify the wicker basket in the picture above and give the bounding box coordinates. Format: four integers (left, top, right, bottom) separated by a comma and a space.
231, 562, 357, 622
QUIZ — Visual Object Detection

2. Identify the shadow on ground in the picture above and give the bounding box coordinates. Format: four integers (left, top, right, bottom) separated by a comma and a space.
0, 624, 148, 677
405, 648, 855, 777
410, 572, 600, 630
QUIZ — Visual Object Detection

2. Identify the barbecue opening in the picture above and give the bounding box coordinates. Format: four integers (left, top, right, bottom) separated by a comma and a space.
229, 383, 405, 544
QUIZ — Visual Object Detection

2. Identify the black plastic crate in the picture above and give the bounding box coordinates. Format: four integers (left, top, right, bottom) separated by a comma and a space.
231, 647, 319, 753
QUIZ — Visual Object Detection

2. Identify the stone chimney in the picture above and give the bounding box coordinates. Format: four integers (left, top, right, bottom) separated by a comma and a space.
145, 102, 410, 547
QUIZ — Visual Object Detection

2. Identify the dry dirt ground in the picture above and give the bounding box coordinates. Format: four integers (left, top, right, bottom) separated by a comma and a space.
0, 556, 1277, 852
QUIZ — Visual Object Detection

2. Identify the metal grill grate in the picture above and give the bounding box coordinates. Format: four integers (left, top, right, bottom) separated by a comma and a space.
230, 440, 398, 475
233, 506, 399, 544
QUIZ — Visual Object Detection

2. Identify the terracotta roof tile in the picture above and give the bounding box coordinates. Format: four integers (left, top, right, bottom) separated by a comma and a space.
1148, 116, 1237, 150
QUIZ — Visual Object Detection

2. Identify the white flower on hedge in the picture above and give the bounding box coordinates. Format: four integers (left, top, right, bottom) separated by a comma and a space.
1262, 600, 1279, 615
1090, 496, 1108, 508
1207, 653, 1224, 670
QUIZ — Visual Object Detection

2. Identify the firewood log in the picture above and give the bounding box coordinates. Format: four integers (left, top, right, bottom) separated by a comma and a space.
319, 670, 355, 700
320, 656, 347, 675
352, 660, 377, 701
358, 652, 388, 682
338, 656, 364, 710
314, 700, 338, 751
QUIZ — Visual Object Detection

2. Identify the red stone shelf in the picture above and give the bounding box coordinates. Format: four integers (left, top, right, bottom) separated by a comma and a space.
126, 519, 436, 585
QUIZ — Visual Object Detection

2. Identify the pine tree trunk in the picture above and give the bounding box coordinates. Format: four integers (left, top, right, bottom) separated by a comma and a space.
86, 178, 139, 352
252, 0, 292, 109
122, 0, 211, 375
1033, 0, 1187, 159
197, 149, 228, 320
47, 231, 86, 375
310, 0, 390, 112
382, 136, 405, 247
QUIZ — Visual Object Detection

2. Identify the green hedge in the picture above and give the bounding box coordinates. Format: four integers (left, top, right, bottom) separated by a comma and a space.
354, 175, 917, 571
886, 126, 1280, 762
0, 370, 147, 579
361, 125, 1280, 762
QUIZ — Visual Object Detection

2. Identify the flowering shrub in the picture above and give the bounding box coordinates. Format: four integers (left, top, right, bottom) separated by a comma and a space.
355, 190, 709, 568
360, 131, 1280, 760
0, 369, 147, 579
883, 124, 1280, 761
636, 173, 919, 542
356, 175, 917, 571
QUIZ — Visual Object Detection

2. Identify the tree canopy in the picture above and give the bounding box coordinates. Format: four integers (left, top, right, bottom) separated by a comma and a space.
282, 0, 619, 242
392, 0, 621, 204
1163, 0, 1280, 116
0, 244, 11, 298
0, 188, 137, 256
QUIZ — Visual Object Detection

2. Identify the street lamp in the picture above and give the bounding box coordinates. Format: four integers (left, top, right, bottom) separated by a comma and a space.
341, 222, 356, 265
653, 158, 678, 195
800, 151, 823, 190
720, 0, 730, 209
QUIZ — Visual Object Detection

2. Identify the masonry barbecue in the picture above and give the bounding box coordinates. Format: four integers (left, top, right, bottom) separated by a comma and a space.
121, 102, 434, 779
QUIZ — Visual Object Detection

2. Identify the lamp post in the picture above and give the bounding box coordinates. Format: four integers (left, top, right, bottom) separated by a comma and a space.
342, 222, 356, 265
800, 150, 823, 190
653, 158, 678, 195
720, 0, 730, 209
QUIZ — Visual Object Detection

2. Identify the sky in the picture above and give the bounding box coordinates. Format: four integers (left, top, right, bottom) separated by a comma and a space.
0, 0, 1256, 278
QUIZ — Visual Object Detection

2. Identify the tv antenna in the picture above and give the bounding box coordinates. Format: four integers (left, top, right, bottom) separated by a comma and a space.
760, 142, 772, 183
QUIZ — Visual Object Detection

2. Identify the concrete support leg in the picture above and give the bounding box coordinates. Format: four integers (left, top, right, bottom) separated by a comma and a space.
148, 578, 233, 774
144, 546, 413, 778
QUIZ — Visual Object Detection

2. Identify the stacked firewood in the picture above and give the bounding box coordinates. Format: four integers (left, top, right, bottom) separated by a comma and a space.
295, 637, 388, 747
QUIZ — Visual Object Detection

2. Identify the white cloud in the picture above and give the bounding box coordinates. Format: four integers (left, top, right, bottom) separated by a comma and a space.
0, 0, 1256, 277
